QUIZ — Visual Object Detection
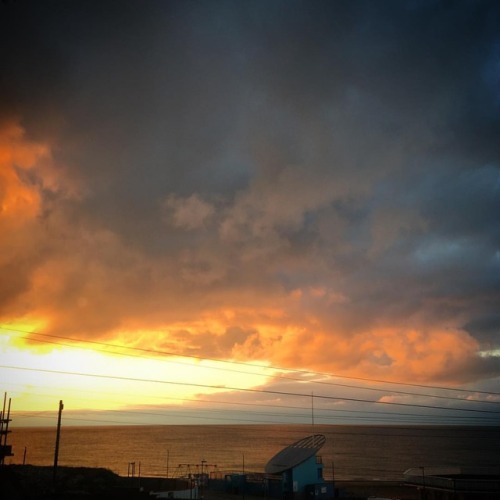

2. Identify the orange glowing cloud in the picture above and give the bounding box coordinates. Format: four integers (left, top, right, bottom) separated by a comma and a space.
0, 120, 77, 326
0, 122, 47, 225
0, 120, 489, 391
258, 321, 480, 384
0, 124, 46, 335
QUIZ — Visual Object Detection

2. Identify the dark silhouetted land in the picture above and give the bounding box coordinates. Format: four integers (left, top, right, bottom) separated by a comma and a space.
1, 465, 420, 499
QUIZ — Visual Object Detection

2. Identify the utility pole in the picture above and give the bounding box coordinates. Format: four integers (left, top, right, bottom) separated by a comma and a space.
332, 461, 335, 498
242, 453, 245, 500
53, 400, 64, 487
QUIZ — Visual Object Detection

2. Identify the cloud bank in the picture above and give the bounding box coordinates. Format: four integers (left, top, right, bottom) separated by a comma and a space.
1, 0, 499, 386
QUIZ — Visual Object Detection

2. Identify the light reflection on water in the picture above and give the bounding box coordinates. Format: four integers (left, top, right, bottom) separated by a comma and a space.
7, 424, 500, 480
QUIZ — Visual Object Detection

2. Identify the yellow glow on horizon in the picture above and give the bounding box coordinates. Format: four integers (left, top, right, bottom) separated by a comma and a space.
0, 327, 276, 421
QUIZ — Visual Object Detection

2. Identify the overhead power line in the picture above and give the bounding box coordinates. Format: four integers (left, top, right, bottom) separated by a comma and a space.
6, 381, 498, 427
1, 327, 499, 404
2, 364, 500, 415
7, 379, 497, 426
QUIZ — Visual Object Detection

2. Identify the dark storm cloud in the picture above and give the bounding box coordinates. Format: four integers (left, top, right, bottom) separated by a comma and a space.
464, 314, 500, 348
1, 0, 500, 385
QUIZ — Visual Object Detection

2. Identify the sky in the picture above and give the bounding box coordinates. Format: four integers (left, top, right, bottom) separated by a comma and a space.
1, 0, 500, 427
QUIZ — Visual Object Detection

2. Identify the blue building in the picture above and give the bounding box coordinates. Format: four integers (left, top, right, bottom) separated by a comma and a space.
265, 434, 332, 500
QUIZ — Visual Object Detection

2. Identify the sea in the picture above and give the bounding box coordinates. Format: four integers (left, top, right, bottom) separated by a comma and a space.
6, 424, 500, 481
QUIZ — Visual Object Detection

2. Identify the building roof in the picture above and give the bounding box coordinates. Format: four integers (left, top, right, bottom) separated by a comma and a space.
265, 434, 326, 475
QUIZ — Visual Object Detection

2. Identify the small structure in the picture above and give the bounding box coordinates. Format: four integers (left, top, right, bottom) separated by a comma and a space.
0, 393, 13, 465
222, 472, 276, 498
404, 466, 500, 499
123, 476, 196, 499
265, 434, 332, 500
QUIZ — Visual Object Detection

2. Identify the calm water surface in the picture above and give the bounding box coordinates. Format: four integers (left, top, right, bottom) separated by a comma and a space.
7, 424, 500, 480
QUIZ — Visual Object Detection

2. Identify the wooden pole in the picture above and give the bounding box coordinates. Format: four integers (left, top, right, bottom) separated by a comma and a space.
242, 453, 245, 500
53, 400, 64, 486
5, 398, 11, 444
